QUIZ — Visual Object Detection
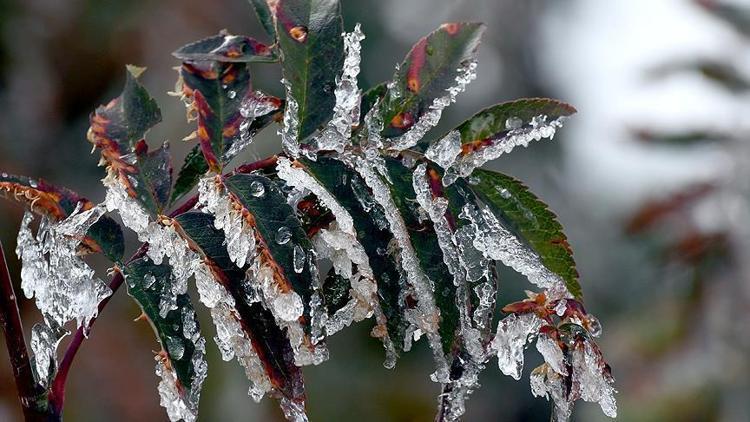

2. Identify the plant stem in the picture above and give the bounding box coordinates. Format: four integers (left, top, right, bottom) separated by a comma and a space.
0, 240, 47, 421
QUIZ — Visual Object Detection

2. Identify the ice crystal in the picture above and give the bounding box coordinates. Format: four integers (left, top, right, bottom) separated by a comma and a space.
386, 60, 477, 152
30, 323, 66, 386
425, 130, 462, 170
16, 206, 111, 329
571, 340, 617, 418
280, 78, 301, 158
318, 24, 365, 153
460, 203, 570, 299
491, 313, 544, 380
224, 92, 279, 161
443, 115, 566, 185
156, 358, 197, 422
530, 364, 573, 422
536, 332, 566, 375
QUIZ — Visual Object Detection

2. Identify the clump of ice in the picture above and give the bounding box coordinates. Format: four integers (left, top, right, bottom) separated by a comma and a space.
425, 130, 462, 170
490, 313, 544, 380
280, 78, 301, 158
224, 92, 280, 161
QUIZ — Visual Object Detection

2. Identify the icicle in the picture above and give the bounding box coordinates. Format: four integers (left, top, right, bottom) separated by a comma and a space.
437, 360, 485, 422
197, 175, 256, 268
350, 156, 449, 382
459, 203, 570, 299
571, 340, 617, 418
16, 206, 111, 329
491, 313, 544, 380
386, 60, 477, 152
156, 357, 197, 422
29, 323, 66, 386
443, 115, 566, 186
280, 78, 301, 158
318, 24, 365, 153
425, 130, 462, 170
530, 364, 573, 422
536, 332, 566, 375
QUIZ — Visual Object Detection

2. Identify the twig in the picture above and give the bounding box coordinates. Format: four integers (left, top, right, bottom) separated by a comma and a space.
0, 240, 48, 421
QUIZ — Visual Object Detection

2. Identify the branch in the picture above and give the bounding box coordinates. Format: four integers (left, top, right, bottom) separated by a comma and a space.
0, 240, 47, 421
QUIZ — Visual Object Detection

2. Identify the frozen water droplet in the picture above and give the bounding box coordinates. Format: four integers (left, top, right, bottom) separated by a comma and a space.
425, 130, 461, 169
467, 176, 480, 185
497, 187, 511, 199
227, 90, 236, 99
166, 336, 185, 361
506, 116, 523, 130
250, 181, 265, 197
276, 226, 292, 245
293, 245, 305, 273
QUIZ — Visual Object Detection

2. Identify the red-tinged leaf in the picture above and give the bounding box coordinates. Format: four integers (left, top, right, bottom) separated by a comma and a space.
173, 33, 277, 63
625, 183, 715, 234
180, 60, 282, 173
0, 172, 124, 261
274, 0, 344, 141
470, 168, 582, 299
379, 23, 485, 138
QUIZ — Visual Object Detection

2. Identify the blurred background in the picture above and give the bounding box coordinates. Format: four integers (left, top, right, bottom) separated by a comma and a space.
1, 0, 748, 420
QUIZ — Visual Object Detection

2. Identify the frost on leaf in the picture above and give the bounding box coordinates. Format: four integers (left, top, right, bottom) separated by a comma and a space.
16, 206, 111, 330
491, 313, 544, 380
317, 24, 365, 153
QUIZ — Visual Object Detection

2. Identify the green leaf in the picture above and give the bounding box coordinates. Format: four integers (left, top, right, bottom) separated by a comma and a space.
379, 23, 485, 138
173, 33, 277, 63
0, 173, 124, 262
298, 156, 409, 354
88, 65, 161, 151
248, 0, 277, 39
223, 174, 317, 332
124, 257, 205, 415
274, 0, 344, 141
450, 97, 576, 153
382, 158, 459, 357
175, 212, 305, 407
131, 140, 173, 213
470, 168, 582, 299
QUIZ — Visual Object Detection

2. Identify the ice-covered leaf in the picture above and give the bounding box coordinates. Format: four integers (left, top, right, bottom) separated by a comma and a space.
248, 0, 277, 39
470, 169, 582, 299
173, 33, 277, 63
274, 0, 344, 142
0, 173, 124, 261
359, 83, 386, 127
170, 105, 282, 203
180, 59, 282, 172
298, 156, 407, 364
439, 98, 576, 184
175, 212, 307, 416
124, 257, 207, 422
378, 23, 484, 140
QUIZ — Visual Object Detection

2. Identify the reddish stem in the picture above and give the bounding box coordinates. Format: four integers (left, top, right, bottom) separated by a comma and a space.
0, 240, 48, 421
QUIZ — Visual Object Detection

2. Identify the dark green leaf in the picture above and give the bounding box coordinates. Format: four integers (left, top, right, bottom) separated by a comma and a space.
173, 33, 277, 63
175, 212, 305, 406
379, 23, 485, 138
471, 168, 582, 299
298, 156, 409, 354
0, 173, 124, 261
382, 158, 459, 356
124, 257, 205, 413
131, 140, 173, 213
274, 0, 344, 141
223, 174, 316, 331
248, 0, 277, 39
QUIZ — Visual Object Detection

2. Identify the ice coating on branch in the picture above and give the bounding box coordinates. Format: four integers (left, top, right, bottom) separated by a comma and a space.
156, 358, 196, 422
425, 130, 462, 170
491, 313, 544, 380
530, 364, 573, 422
443, 115, 566, 185
193, 266, 273, 402
198, 175, 256, 268
571, 340, 617, 418
536, 332, 566, 375
318, 24, 365, 153
276, 157, 355, 235
30, 323, 66, 386
16, 206, 111, 329
459, 203, 570, 299
280, 78, 301, 158
386, 60, 477, 152
350, 156, 449, 382
225, 92, 280, 161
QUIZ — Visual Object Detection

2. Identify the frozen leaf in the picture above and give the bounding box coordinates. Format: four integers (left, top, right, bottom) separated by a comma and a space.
274, 0, 344, 142
378, 23, 485, 140
173, 33, 277, 63
124, 258, 207, 422
470, 169, 582, 299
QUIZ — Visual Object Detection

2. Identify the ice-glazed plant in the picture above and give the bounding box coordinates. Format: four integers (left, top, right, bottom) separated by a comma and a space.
0, 1, 616, 421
